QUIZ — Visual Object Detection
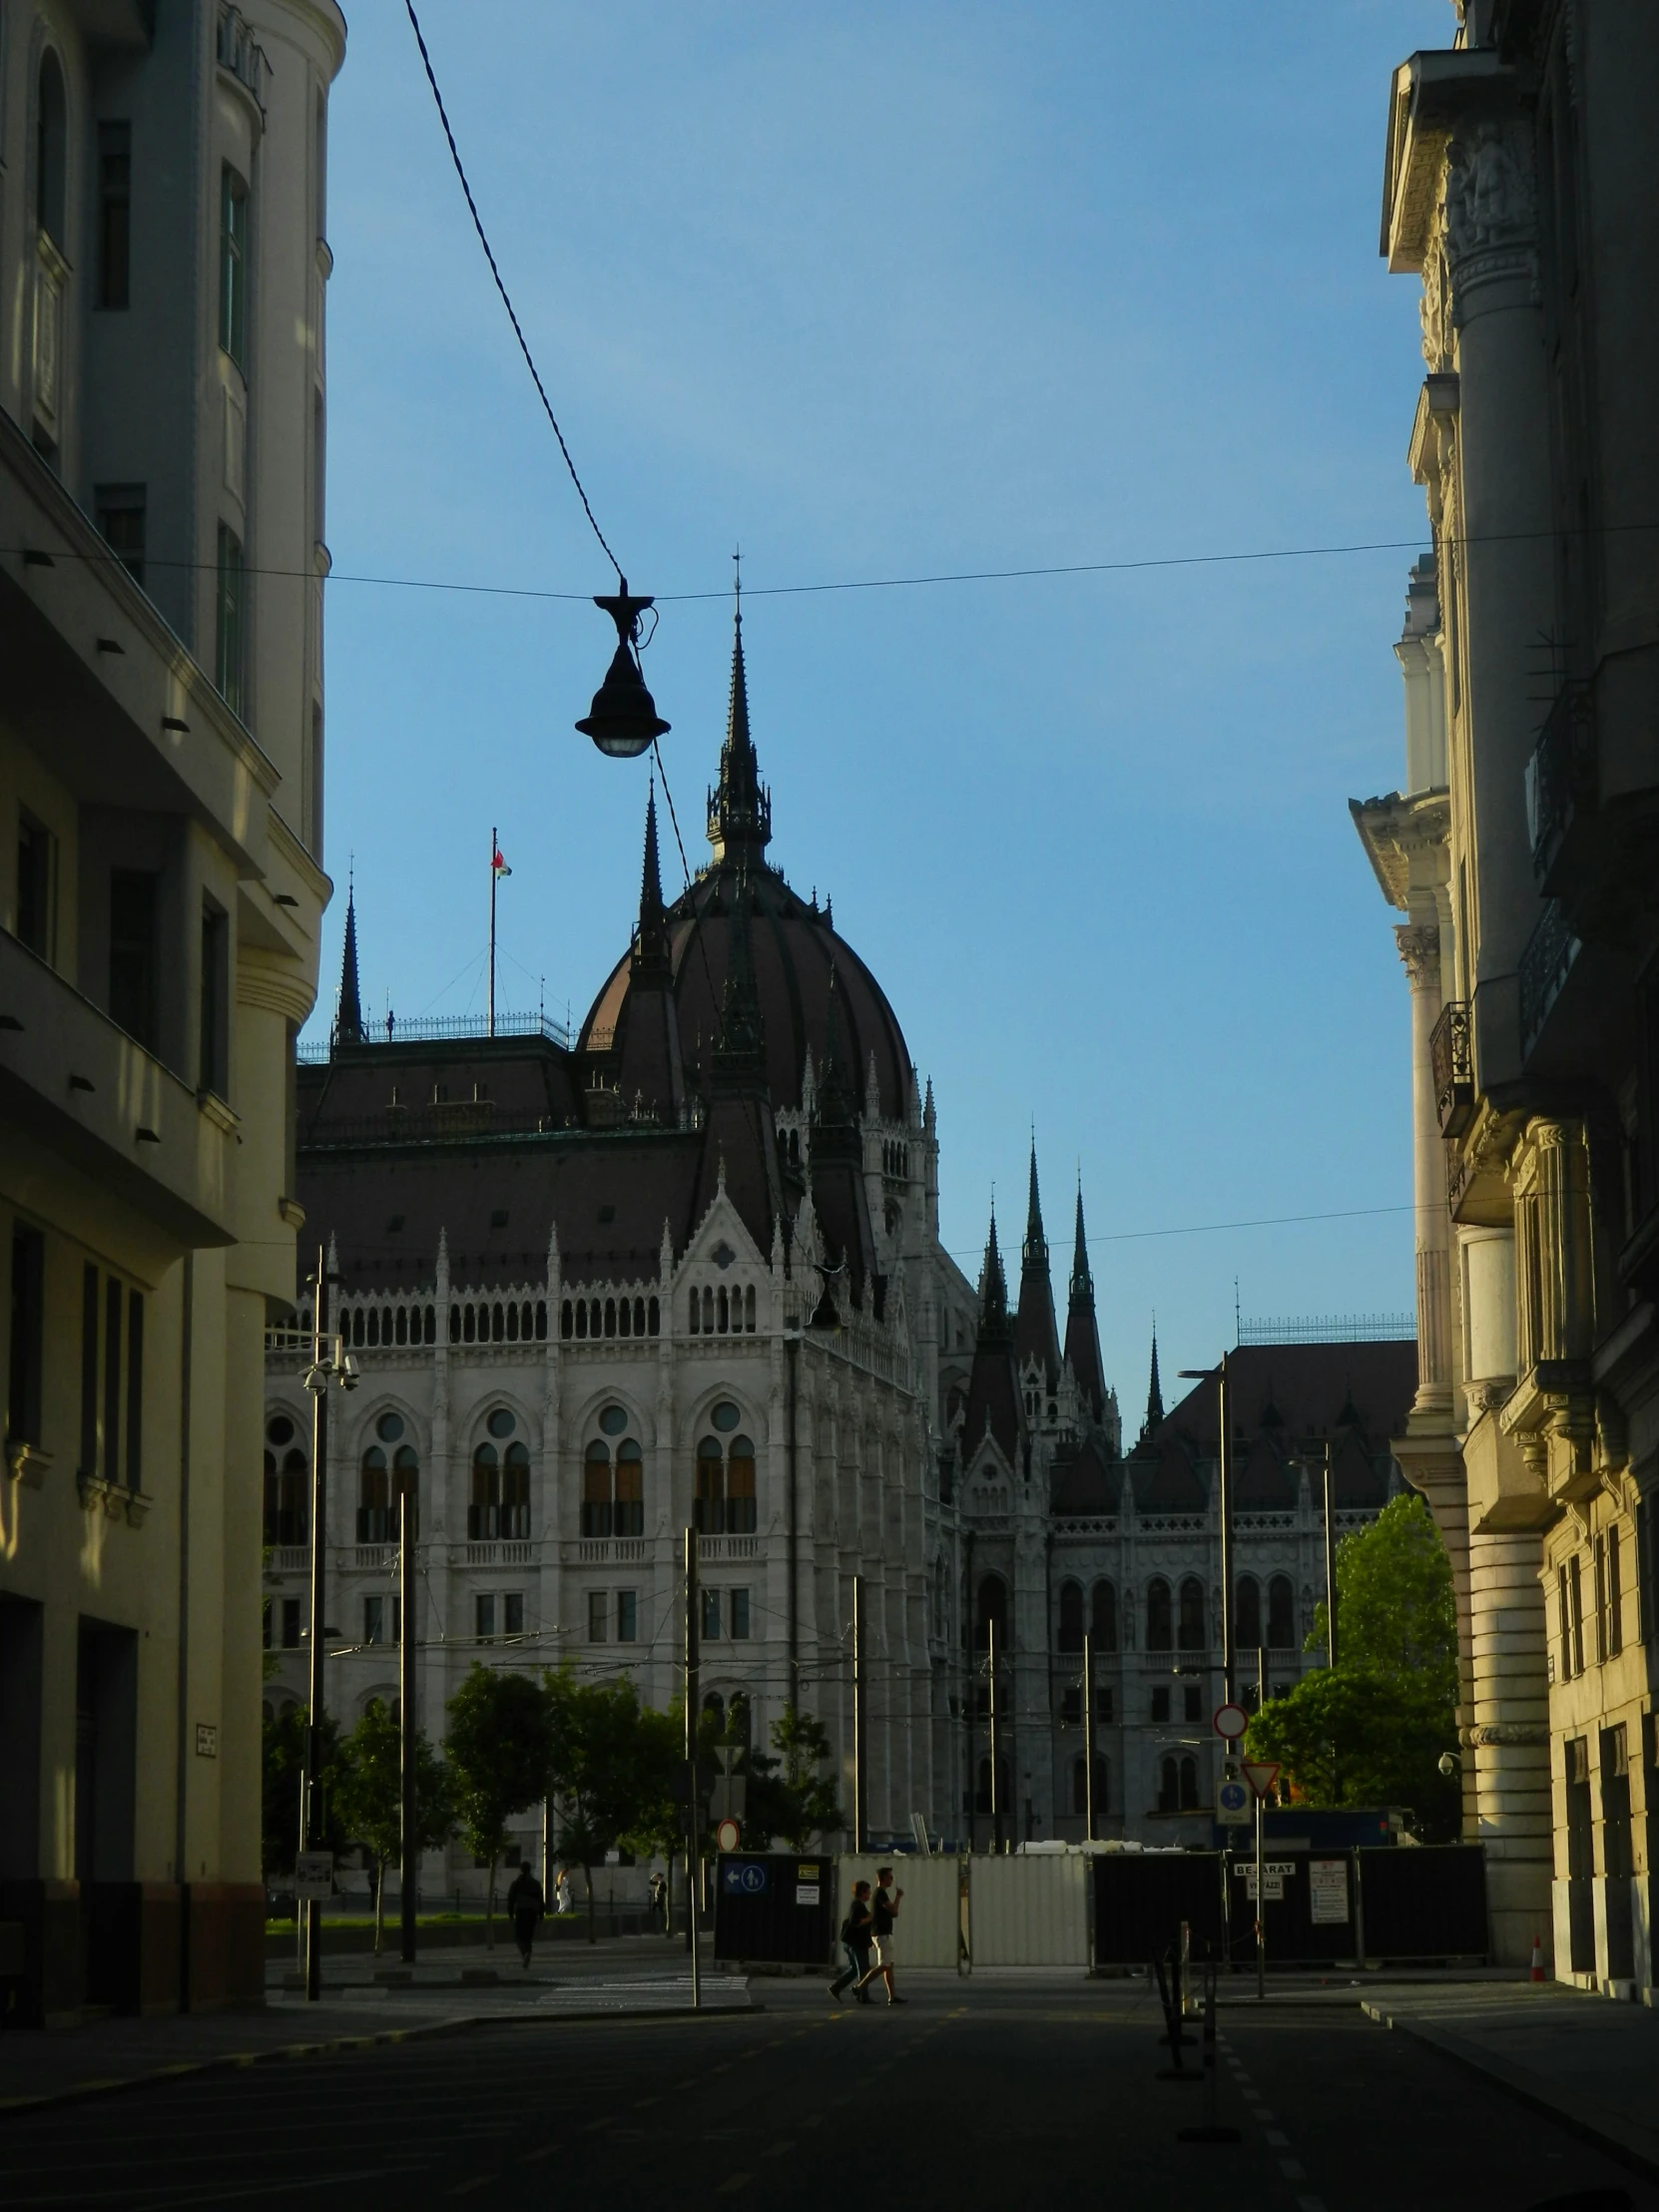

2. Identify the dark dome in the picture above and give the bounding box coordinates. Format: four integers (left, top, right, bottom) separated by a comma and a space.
580, 858, 914, 1120
577, 611, 914, 1122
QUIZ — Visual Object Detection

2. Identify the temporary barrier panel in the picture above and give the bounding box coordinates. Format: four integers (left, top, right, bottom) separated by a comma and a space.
712, 1854, 836, 1964
835, 1856, 963, 1968
1226, 1851, 1354, 1965
1355, 1845, 1487, 1961
1093, 1852, 1226, 1966
970, 1852, 1089, 1967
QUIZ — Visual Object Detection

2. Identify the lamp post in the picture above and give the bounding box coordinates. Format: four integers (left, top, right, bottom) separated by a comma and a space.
1179, 1356, 1234, 1706
298, 1251, 358, 2002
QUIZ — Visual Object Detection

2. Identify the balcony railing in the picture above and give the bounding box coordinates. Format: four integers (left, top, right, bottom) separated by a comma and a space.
1519, 897, 1581, 1057
217, 7, 271, 115
1526, 680, 1596, 892
1429, 998, 1474, 1136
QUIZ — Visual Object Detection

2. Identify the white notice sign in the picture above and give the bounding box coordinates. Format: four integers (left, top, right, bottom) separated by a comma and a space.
1239, 1870, 1284, 1902
293, 1851, 334, 1901
1309, 1859, 1350, 1925
796, 1884, 821, 1907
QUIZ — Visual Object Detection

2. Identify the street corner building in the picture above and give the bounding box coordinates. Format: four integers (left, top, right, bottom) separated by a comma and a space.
0, 2, 345, 2023
267, 605, 1415, 1878
1352, 2, 1659, 1985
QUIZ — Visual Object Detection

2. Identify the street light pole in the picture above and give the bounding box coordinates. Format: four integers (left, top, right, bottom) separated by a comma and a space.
1255, 1643, 1267, 2000
988, 1617, 1002, 1856
1179, 1355, 1235, 1707
685, 1525, 701, 2010
1082, 1630, 1096, 1844
1321, 1441, 1339, 1669
399, 1460, 417, 1965
852, 1575, 868, 1849
301, 1251, 330, 2004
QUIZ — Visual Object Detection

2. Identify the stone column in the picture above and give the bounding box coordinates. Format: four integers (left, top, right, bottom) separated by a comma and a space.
1397, 923, 1454, 1423
1467, 1531, 1553, 1964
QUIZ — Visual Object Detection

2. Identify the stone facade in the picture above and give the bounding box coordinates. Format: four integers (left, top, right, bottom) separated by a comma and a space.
1354, 0, 1659, 1988
1, 1, 343, 2019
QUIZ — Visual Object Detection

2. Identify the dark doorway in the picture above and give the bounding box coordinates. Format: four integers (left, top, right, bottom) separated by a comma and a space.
1564, 1736, 1595, 1974
75, 1619, 138, 1884
1600, 1725, 1634, 1982
0, 1597, 44, 1877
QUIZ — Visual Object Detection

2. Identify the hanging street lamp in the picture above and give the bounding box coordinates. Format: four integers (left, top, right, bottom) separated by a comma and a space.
576, 583, 671, 758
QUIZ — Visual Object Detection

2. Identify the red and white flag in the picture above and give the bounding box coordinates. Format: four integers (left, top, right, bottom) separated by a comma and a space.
492, 844, 512, 878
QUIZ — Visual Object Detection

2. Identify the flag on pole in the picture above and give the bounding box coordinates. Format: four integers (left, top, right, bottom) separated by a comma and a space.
492, 845, 512, 878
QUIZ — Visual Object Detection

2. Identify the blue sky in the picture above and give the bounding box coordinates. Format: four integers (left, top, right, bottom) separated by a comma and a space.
316, 0, 1450, 1406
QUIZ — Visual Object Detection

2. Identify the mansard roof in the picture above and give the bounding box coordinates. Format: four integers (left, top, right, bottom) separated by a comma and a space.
1051, 1428, 1122, 1515
1132, 1431, 1209, 1512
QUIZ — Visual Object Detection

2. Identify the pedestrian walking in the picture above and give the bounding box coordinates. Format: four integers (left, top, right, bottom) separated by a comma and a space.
505, 1864, 545, 1969
555, 1867, 573, 1917
830, 1880, 875, 2005
648, 1870, 667, 1931
856, 1867, 905, 2004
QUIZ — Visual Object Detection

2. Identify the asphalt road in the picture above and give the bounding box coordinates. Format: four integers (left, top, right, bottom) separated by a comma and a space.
1, 1975, 1654, 2211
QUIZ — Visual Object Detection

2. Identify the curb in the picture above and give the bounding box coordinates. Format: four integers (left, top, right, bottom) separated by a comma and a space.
0, 1998, 757, 2120
1362, 2000, 1659, 2184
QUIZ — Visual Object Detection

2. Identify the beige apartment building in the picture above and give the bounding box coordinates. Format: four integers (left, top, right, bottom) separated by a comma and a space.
1353, 0, 1658, 1991
1, 1, 343, 2022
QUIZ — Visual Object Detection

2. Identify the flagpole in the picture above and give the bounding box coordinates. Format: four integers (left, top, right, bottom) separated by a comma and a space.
488, 824, 497, 1039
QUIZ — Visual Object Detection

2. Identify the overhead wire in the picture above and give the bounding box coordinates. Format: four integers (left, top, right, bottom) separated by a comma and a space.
401, 0, 624, 585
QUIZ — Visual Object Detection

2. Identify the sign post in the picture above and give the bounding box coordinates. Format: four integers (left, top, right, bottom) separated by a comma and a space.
1240, 1759, 1280, 1999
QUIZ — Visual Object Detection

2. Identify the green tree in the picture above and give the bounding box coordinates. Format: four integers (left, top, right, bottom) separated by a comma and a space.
744, 1705, 842, 1851
618, 1699, 688, 1935
444, 1666, 556, 1943
333, 1698, 458, 1953
262, 1704, 349, 1881
547, 1672, 662, 1940
1248, 1494, 1460, 1839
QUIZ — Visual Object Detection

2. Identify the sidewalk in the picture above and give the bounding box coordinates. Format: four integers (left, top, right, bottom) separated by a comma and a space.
1363, 1982, 1659, 2180
0, 1943, 751, 2119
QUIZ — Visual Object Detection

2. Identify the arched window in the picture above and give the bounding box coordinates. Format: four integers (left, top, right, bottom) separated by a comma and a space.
974, 1573, 1010, 1652
358, 1446, 390, 1541
393, 1443, 419, 1538
263, 1413, 306, 1544
1158, 1757, 1179, 1815
37, 50, 67, 248
1267, 1574, 1296, 1650
727, 1692, 753, 1749
1091, 1579, 1117, 1651
1178, 1576, 1206, 1651
1145, 1577, 1173, 1651
1235, 1574, 1262, 1652
584, 1408, 642, 1537
695, 1402, 754, 1534
1179, 1756, 1200, 1811
1072, 1754, 1108, 1817
1057, 1580, 1084, 1653
702, 1691, 725, 1735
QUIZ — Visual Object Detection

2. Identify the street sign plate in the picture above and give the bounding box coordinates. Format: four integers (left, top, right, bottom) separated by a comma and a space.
720, 1859, 769, 1896
1241, 1759, 1280, 1801
1217, 1778, 1251, 1825
293, 1851, 334, 1901
1213, 1702, 1250, 1742
796, 1884, 821, 1907
715, 1817, 741, 1853
1238, 1869, 1284, 1902
1309, 1859, 1350, 1924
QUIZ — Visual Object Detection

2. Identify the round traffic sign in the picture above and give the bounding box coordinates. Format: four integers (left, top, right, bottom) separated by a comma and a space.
1213, 1702, 1250, 1742
715, 1818, 741, 1853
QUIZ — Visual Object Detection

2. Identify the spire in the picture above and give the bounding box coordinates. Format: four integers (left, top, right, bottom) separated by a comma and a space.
814, 960, 857, 1143
1138, 1327, 1165, 1446
1015, 1138, 1061, 1384
706, 582, 773, 867
632, 780, 671, 978
1068, 1183, 1092, 1305
978, 1203, 1010, 1335
1062, 1180, 1106, 1421
334, 872, 362, 1047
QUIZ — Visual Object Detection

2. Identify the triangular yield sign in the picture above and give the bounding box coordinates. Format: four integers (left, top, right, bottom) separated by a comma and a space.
1241, 1759, 1280, 1801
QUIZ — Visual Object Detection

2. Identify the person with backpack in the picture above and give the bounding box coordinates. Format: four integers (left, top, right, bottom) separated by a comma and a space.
830, 1879, 874, 2004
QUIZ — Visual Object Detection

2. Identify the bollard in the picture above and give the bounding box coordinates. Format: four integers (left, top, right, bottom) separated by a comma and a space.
1156, 1945, 1200, 2082
1178, 1965, 1242, 2143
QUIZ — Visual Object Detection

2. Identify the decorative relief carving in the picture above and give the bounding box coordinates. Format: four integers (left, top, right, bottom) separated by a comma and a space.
1441, 121, 1539, 313
1418, 235, 1453, 372
1394, 922, 1441, 987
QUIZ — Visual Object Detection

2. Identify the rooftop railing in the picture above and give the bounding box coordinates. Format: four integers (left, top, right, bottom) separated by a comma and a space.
296, 1010, 572, 1064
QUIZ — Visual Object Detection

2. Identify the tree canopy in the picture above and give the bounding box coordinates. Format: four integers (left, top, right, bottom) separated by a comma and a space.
1248, 1493, 1460, 1841
445, 1665, 557, 1932
332, 1698, 457, 1950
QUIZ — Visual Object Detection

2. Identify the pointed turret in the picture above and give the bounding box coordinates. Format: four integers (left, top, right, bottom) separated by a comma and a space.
1014, 1141, 1062, 1386
1063, 1182, 1107, 1421
814, 961, 858, 1151
961, 1199, 1020, 1461
706, 597, 773, 867
1137, 1327, 1166, 1448
632, 780, 671, 979
333, 877, 363, 1047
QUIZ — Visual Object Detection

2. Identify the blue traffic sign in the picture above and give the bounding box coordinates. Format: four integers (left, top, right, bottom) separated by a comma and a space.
721, 1859, 770, 1896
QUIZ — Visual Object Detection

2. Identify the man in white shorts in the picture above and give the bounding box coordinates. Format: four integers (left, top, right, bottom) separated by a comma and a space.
857, 1867, 905, 2004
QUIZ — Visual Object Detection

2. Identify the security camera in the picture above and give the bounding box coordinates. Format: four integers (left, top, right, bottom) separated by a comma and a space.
341, 1354, 360, 1390
1437, 1752, 1460, 1778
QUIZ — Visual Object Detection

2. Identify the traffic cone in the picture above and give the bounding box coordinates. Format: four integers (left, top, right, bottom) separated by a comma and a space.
1529, 1935, 1545, 1983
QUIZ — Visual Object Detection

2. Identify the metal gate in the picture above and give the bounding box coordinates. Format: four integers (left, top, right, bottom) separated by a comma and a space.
1355, 1845, 1487, 1961
1093, 1853, 1226, 1966
712, 1854, 836, 1964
